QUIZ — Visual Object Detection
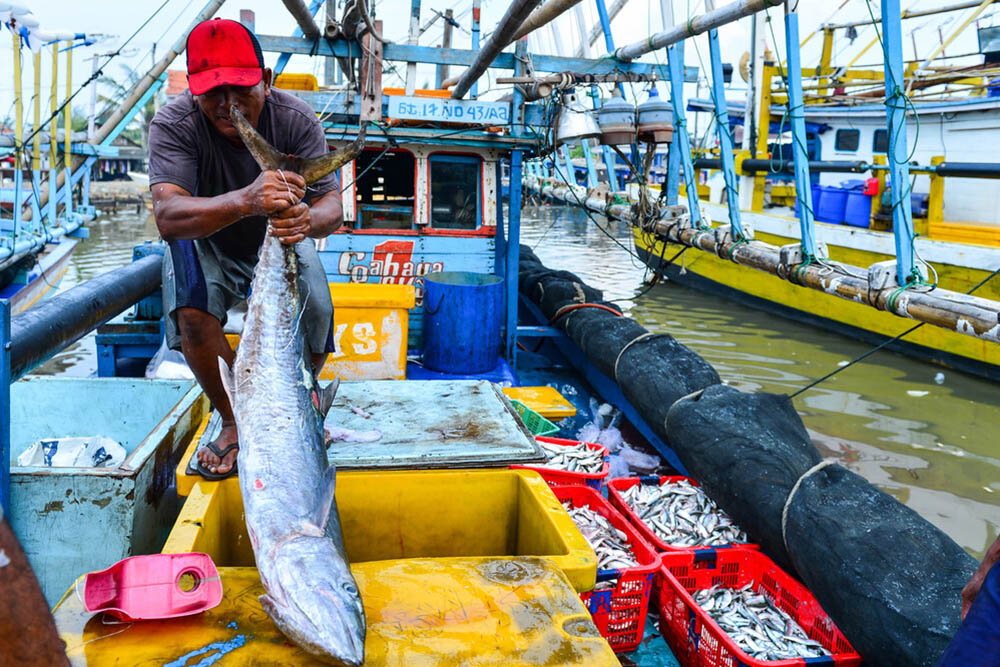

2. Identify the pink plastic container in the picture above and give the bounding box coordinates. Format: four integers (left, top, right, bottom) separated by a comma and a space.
83, 552, 223, 621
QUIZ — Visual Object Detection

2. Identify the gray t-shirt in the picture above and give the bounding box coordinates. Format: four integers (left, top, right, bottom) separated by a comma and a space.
148, 88, 339, 260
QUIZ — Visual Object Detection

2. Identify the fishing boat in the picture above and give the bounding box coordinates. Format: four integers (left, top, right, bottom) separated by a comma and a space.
609, 1, 1000, 380
0, 0, 995, 665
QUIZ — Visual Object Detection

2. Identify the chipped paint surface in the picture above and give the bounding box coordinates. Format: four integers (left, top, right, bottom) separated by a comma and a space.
8, 378, 207, 605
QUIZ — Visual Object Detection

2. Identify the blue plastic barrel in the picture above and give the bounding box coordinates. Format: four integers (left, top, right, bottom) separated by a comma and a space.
843, 191, 871, 228
421, 271, 504, 374
816, 186, 848, 224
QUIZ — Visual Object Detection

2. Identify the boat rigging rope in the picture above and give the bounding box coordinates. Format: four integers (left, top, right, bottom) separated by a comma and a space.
789, 263, 1000, 398
780, 458, 838, 552
17, 0, 174, 151
550, 302, 624, 322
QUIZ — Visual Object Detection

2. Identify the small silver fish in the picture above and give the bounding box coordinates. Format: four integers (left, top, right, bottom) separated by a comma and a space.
620, 480, 749, 547
692, 585, 830, 660
562, 501, 638, 571
538, 441, 604, 474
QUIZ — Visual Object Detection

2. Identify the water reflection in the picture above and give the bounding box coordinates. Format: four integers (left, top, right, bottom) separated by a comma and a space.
34, 208, 160, 377
521, 205, 1000, 559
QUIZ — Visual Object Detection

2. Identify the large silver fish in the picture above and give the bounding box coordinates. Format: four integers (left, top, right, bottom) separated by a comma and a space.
220, 106, 367, 665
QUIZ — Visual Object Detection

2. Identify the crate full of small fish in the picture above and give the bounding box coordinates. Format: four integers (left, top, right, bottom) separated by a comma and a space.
608, 475, 755, 552
510, 436, 609, 490
658, 549, 861, 667
553, 485, 658, 653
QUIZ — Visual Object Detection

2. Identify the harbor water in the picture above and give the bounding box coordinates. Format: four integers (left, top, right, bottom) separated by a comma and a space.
37, 200, 1000, 559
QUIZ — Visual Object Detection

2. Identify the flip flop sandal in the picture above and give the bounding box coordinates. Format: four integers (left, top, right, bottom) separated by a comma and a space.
196, 442, 239, 480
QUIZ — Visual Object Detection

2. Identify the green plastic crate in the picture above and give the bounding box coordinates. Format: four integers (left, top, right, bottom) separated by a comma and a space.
510, 399, 560, 437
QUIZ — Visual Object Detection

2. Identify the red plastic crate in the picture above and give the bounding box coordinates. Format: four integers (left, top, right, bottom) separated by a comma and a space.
658, 549, 861, 667
553, 485, 658, 653
511, 437, 610, 490
607, 475, 758, 553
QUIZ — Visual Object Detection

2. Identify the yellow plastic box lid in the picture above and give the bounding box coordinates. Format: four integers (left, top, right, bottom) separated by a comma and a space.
165, 469, 597, 593
54, 558, 617, 666
502, 386, 577, 420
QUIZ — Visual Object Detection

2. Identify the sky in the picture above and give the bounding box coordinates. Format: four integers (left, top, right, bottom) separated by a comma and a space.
1, 0, 997, 131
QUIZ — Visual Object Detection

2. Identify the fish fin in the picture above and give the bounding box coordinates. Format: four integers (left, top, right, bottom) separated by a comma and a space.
230, 105, 285, 172
294, 520, 327, 538
312, 465, 338, 532
218, 356, 235, 407
297, 126, 368, 185
317, 377, 340, 419
259, 593, 286, 623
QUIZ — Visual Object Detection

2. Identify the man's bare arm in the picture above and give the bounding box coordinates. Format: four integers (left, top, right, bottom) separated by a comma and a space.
151, 169, 307, 241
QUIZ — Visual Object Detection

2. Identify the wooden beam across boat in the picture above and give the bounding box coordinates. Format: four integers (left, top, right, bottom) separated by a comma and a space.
530, 177, 1000, 346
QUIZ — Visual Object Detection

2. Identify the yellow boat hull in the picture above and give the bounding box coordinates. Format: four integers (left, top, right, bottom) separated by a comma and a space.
632, 225, 1000, 379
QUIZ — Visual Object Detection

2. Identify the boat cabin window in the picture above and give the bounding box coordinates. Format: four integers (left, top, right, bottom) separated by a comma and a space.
354, 149, 415, 230
835, 129, 860, 152
430, 154, 481, 229
872, 129, 888, 154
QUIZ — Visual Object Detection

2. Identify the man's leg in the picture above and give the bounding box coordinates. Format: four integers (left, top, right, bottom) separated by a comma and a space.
298, 240, 334, 377
177, 307, 239, 474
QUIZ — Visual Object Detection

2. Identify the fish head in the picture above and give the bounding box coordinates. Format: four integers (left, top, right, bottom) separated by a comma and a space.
263, 535, 366, 665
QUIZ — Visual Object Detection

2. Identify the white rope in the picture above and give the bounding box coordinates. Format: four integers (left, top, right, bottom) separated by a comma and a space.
781, 458, 839, 554
613, 332, 659, 382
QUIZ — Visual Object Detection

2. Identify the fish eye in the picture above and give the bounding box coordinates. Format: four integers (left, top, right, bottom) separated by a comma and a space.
342, 582, 358, 595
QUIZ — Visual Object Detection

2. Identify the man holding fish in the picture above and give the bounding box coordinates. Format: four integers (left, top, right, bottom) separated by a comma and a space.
148, 18, 342, 479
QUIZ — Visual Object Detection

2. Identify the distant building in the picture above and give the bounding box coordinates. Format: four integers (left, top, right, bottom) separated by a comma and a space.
95, 134, 145, 181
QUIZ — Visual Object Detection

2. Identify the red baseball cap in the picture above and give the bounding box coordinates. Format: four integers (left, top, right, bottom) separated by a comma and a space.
186, 18, 265, 96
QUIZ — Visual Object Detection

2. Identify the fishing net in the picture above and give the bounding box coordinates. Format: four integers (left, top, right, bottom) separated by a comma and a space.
784, 464, 977, 667
519, 244, 718, 431
521, 245, 976, 665
664, 384, 818, 571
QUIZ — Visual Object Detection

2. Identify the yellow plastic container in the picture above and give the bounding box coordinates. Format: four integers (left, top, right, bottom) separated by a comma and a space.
274, 72, 319, 91
503, 386, 577, 420
54, 559, 618, 666
318, 283, 416, 381
165, 469, 597, 592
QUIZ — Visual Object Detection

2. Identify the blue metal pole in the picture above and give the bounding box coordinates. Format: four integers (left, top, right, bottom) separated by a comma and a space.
561, 145, 576, 185
589, 87, 622, 190
783, 11, 818, 258
581, 140, 599, 188
593, 0, 642, 177
881, 0, 916, 285
494, 159, 506, 278
274, 0, 323, 75
511, 39, 528, 138
470, 0, 482, 98
708, 28, 744, 238
594, 0, 624, 98
666, 42, 702, 226
0, 299, 10, 517
505, 150, 523, 367
666, 122, 681, 205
